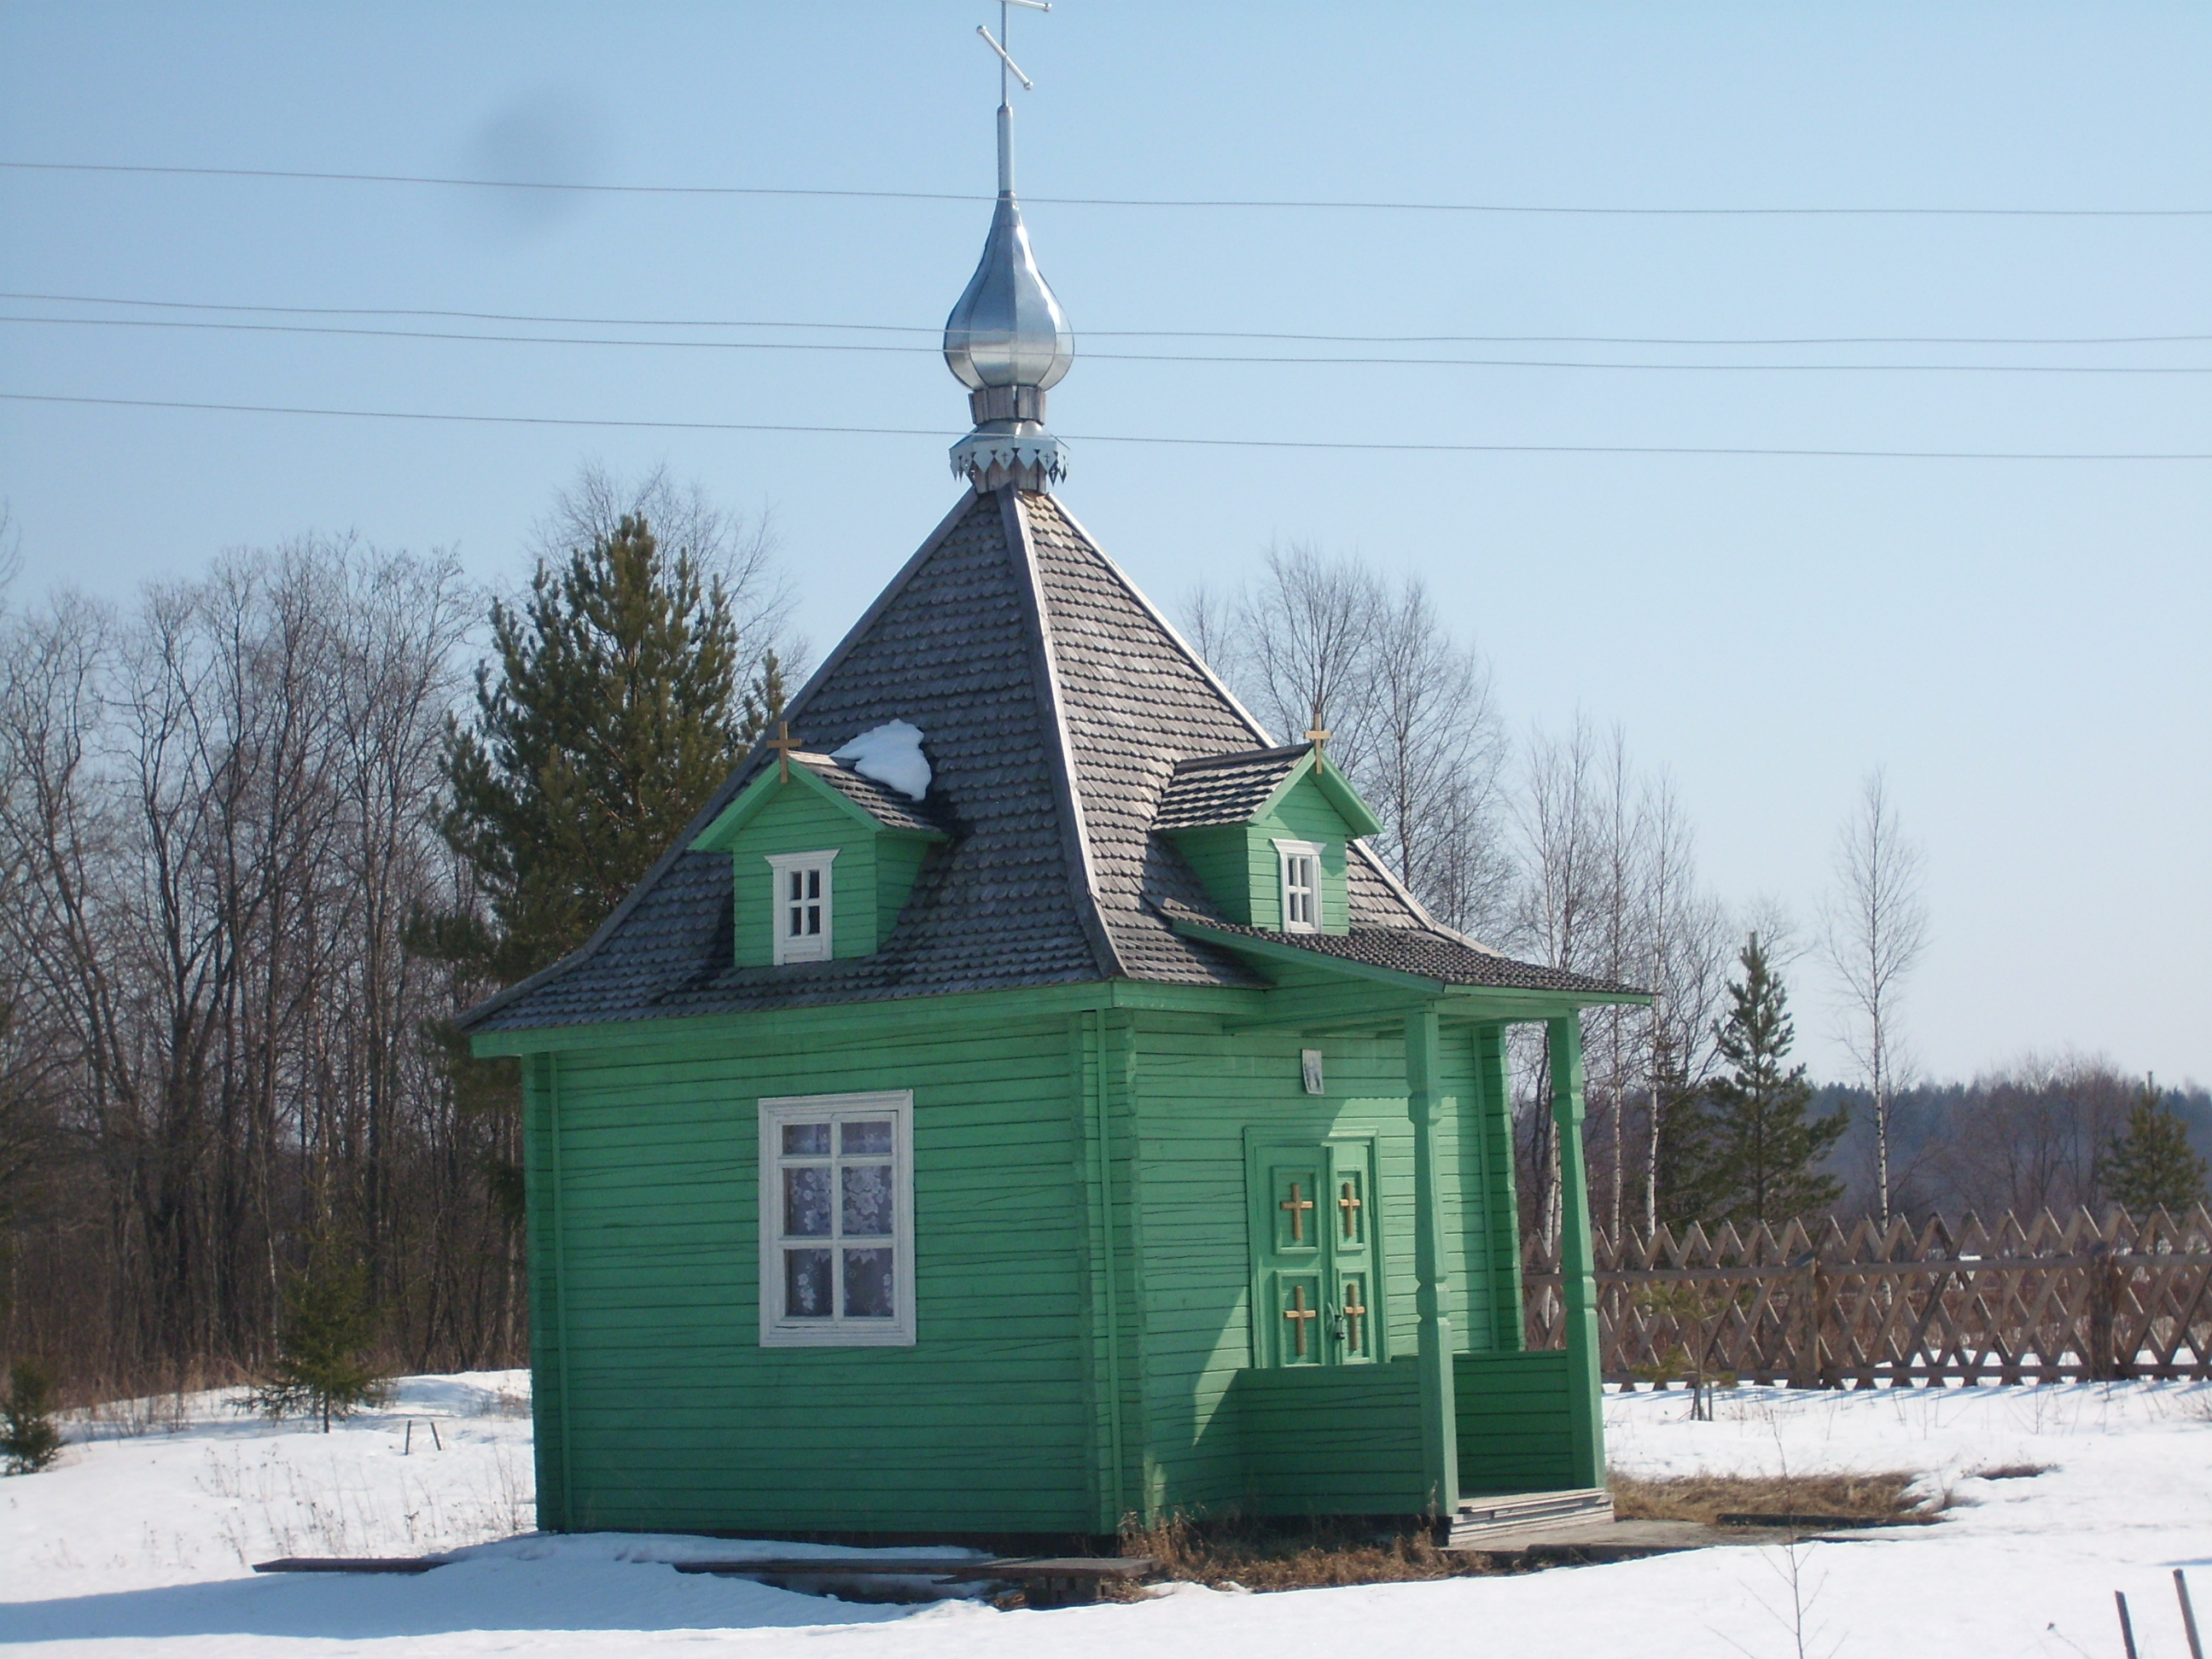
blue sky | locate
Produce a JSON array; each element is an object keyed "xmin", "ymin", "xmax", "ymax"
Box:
[{"xmin": 3, "ymin": 3, "xmax": 2207, "ymax": 1085}]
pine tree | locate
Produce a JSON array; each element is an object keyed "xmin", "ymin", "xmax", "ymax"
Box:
[
  {"xmin": 410, "ymin": 509, "xmax": 760, "ymax": 1232},
  {"xmin": 736, "ymin": 647, "xmax": 794, "ymax": 748},
  {"xmin": 2, "ymin": 1359, "xmax": 62, "ymax": 1474},
  {"xmin": 1652, "ymin": 1039, "xmax": 1730, "ymax": 1231},
  {"xmin": 2098, "ymin": 1079, "xmax": 2210, "ymax": 1214},
  {"xmin": 1698, "ymin": 934, "xmax": 1846, "ymax": 1225},
  {"xmin": 253, "ymin": 1254, "xmax": 389, "ymax": 1432},
  {"xmin": 437, "ymin": 513, "xmax": 748, "ymax": 985}
]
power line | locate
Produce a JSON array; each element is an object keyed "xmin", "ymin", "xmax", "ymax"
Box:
[
  {"xmin": 7, "ymin": 391, "xmax": 2206, "ymax": 461},
  {"xmin": 9, "ymin": 291, "xmax": 2209, "ymax": 348},
  {"xmin": 9, "ymin": 312, "xmax": 2210, "ymax": 375},
  {"xmin": 5, "ymin": 158, "xmax": 2209, "ymax": 218}
]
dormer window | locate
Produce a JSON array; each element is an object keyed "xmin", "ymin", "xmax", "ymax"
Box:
[
  {"xmin": 768, "ymin": 850, "xmax": 838, "ymax": 963},
  {"xmin": 1276, "ymin": 840, "xmax": 1324, "ymax": 933}
]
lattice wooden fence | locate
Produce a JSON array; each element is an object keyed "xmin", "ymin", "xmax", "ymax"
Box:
[{"xmin": 1520, "ymin": 1206, "xmax": 2212, "ymax": 1387}]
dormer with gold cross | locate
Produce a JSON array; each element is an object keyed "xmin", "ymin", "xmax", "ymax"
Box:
[
  {"xmin": 1151, "ymin": 741, "xmax": 1383, "ymax": 936},
  {"xmin": 691, "ymin": 723, "xmax": 949, "ymax": 967}
]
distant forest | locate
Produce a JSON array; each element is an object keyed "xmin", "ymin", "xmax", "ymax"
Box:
[
  {"xmin": 0, "ymin": 474, "xmax": 2202, "ymax": 1399},
  {"xmin": 1810, "ymin": 1069, "xmax": 2212, "ymax": 1226}
]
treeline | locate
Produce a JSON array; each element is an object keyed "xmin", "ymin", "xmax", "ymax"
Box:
[
  {"xmin": 0, "ymin": 538, "xmax": 500, "ymax": 1390},
  {"xmin": 0, "ymin": 470, "xmax": 792, "ymax": 1396},
  {"xmin": 1815, "ymin": 1059, "xmax": 2212, "ymax": 1223}
]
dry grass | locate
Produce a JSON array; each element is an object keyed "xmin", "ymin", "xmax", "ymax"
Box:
[
  {"xmin": 1610, "ymin": 1470, "xmax": 1936, "ymax": 1525},
  {"xmin": 65, "ymin": 1359, "xmax": 257, "ymax": 1439},
  {"xmin": 1114, "ymin": 1512, "xmax": 1499, "ymax": 1595}
]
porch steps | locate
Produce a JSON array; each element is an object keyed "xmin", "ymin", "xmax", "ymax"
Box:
[{"xmin": 1445, "ymin": 1487, "xmax": 1614, "ymax": 1546}]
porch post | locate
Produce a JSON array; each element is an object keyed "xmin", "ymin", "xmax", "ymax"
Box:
[
  {"xmin": 1547, "ymin": 1014, "xmax": 1605, "ymax": 1490},
  {"xmin": 1406, "ymin": 1003, "xmax": 1460, "ymax": 1517}
]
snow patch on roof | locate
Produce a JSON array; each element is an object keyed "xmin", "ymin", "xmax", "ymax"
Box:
[{"xmin": 832, "ymin": 720, "xmax": 931, "ymax": 801}]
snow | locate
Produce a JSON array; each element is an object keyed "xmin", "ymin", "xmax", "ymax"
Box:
[
  {"xmin": 831, "ymin": 721, "xmax": 930, "ymax": 801},
  {"xmin": 4, "ymin": 1371, "xmax": 2208, "ymax": 1658}
]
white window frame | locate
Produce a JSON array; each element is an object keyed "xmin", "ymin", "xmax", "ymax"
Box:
[
  {"xmin": 1275, "ymin": 839, "xmax": 1324, "ymax": 934},
  {"xmin": 758, "ymin": 1090, "xmax": 915, "ymax": 1348},
  {"xmin": 766, "ymin": 849, "xmax": 838, "ymax": 963}
]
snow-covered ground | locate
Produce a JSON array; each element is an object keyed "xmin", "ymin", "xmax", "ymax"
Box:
[{"xmin": 3, "ymin": 1371, "xmax": 2208, "ymax": 1657}]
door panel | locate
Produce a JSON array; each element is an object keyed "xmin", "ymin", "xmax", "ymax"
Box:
[{"xmin": 1247, "ymin": 1134, "xmax": 1386, "ymax": 1369}]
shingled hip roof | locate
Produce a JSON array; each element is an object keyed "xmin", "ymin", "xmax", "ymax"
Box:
[
  {"xmin": 1152, "ymin": 746, "xmax": 1310, "ymax": 831},
  {"xmin": 788, "ymin": 752, "xmax": 944, "ymax": 835},
  {"xmin": 462, "ymin": 488, "xmax": 1516, "ymax": 1033}
]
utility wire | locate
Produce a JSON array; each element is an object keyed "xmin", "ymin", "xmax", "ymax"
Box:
[
  {"xmin": 4, "ymin": 159, "xmax": 2209, "ymax": 218},
  {"xmin": 8, "ymin": 291, "xmax": 2209, "ymax": 348},
  {"xmin": 8, "ymin": 312, "xmax": 2210, "ymax": 374},
  {"xmin": 7, "ymin": 391, "xmax": 2206, "ymax": 461}
]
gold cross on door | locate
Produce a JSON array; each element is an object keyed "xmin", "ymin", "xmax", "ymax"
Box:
[
  {"xmin": 1278, "ymin": 1182, "xmax": 1314, "ymax": 1244},
  {"xmin": 1282, "ymin": 1284, "xmax": 1319, "ymax": 1358}
]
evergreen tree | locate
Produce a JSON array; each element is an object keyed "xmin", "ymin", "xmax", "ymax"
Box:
[
  {"xmin": 411, "ymin": 508, "xmax": 763, "ymax": 1231},
  {"xmin": 2, "ymin": 1359, "xmax": 61, "ymax": 1474},
  {"xmin": 438, "ymin": 513, "xmax": 748, "ymax": 985},
  {"xmin": 2098, "ymin": 1079, "xmax": 2210, "ymax": 1214},
  {"xmin": 1651, "ymin": 1036, "xmax": 1730, "ymax": 1231},
  {"xmin": 252, "ymin": 1254, "xmax": 389, "ymax": 1432},
  {"xmin": 1698, "ymin": 934, "xmax": 1847, "ymax": 1225},
  {"xmin": 736, "ymin": 647, "xmax": 795, "ymax": 749}
]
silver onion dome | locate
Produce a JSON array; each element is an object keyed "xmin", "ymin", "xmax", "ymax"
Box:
[{"xmin": 944, "ymin": 103, "xmax": 1072, "ymax": 492}]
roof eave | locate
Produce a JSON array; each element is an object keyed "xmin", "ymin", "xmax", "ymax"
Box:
[
  {"xmin": 1163, "ymin": 915, "xmax": 1443, "ymax": 993},
  {"xmin": 1163, "ymin": 915, "xmax": 1656, "ymax": 1011}
]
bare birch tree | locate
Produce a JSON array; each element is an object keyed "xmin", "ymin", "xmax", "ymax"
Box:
[
  {"xmin": 1509, "ymin": 714, "xmax": 1603, "ymax": 1250},
  {"xmin": 1184, "ymin": 543, "xmax": 1511, "ymax": 939},
  {"xmin": 1823, "ymin": 769, "xmax": 1930, "ymax": 1226},
  {"xmin": 1633, "ymin": 774, "xmax": 1733, "ymax": 1233},
  {"xmin": 0, "ymin": 540, "xmax": 513, "ymax": 1388}
]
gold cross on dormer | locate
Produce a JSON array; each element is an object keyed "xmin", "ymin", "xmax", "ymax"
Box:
[
  {"xmin": 1305, "ymin": 700, "xmax": 1331, "ymax": 773},
  {"xmin": 1339, "ymin": 1279, "xmax": 1367, "ymax": 1352},
  {"xmin": 1284, "ymin": 1284, "xmax": 1318, "ymax": 1358},
  {"xmin": 1338, "ymin": 1179, "xmax": 1362, "ymax": 1240},
  {"xmin": 768, "ymin": 719, "xmax": 800, "ymax": 782},
  {"xmin": 1279, "ymin": 1182, "xmax": 1314, "ymax": 1243}
]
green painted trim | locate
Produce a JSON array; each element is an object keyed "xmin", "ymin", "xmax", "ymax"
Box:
[
  {"xmin": 547, "ymin": 1053, "xmax": 575, "ymax": 1529},
  {"xmin": 1404, "ymin": 1004, "xmax": 1459, "ymax": 1515},
  {"xmin": 1252, "ymin": 749, "xmax": 1385, "ymax": 840},
  {"xmin": 1473, "ymin": 1024, "xmax": 1526, "ymax": 1353},
  {"xmin": 1301, "ymin": 757, "xmax": 1387, "ymax": 840},
  {"xmin": 1547, "ymin": 1015, "xmax": 1604, "ymax": 1489},
  {"xmin": 1089, "ymin": 1008, "xmax": 1127, "ymax": 1528},
  {"xmin": 469, "ymin": 978, "xmax": 1265, "ymax": 1058},
  {"xmin": 1105, "ymin": 1011, "xmax": 1161, "ymax": 1522},
  {"xmin": 691, "ymin": 761, "xmax": 946, "ymax": 852},
  {"xmin": 1442, "ymin": 984, "xmax": 1651, "ymax": 1014}
]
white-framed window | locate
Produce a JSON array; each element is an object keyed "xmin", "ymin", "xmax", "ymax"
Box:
[
  {"xmin": 1276, "ymin": 839, "xmax": 1324, "ymax": 933},
  {"xmin": 766, "ymin": 849, "xmax": 837, "ymax": 963},
  {"xmin": 758, "ymin": 1091, "xmax": 915, "ymax": 1348}
]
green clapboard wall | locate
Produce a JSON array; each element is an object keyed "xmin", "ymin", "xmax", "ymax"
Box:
[{"xmin": 519, "ymin": 985, "xmax": 1549, "ymax": 1539}]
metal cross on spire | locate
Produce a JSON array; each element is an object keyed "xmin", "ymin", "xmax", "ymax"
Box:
[{"xmin": 976, "ymin": 0, "xmax": 1050, "ymax": 195}]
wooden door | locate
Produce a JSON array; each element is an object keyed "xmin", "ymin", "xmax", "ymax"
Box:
[{"xmin": 1247, "ymin": 1136, "xmax": 1383, "ymax": 1368}]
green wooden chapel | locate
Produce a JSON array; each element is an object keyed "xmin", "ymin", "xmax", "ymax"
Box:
[{"xmin": 459, "ymin": 54, "xmax": 1643, "ymax": 1548}]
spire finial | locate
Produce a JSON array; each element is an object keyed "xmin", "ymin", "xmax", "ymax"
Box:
[{"xmin": 943, "ymin": 1, "xmax": 1073, "ymax": 495}]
